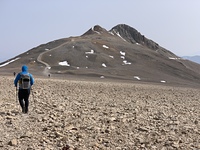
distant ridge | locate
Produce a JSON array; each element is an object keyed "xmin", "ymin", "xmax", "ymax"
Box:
[{"xmin": 182, "ymin": 55, "xmax": 200, "ymax": 64}]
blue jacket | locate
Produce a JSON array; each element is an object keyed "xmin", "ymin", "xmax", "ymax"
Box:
[{"xmin": 14, "ymin": 65, "xmax": 34, "ymax": 89}]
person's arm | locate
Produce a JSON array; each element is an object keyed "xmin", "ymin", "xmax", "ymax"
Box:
[
  {"xmin": 14, "ymin": 73, "xmax": 21, "ymax": 87},
  {"xmin": 30, "ymin": 74, "xmax": 34, "ymax": 86}
]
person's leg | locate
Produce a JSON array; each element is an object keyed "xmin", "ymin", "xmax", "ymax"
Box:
[
  {"xmin": 18, "ymin": 90, "xmax": 25, "ymax": 113},
  {"xmin": 24, "ymin": 89, "xmax": 30, "ymax": 113}
]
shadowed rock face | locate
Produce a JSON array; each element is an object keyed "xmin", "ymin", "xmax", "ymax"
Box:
[
  {"xmin": 1, "ymin": 24, "xmax": 200, "ymax": 87},
  {"xmin": 110, "ymin": 24, "xmax": 159, "ymax": 50}
]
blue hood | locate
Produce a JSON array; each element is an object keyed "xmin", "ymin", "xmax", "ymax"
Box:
[{"xmin": 22, "ymin": 65, "xmax": 28, "ymax": 72}]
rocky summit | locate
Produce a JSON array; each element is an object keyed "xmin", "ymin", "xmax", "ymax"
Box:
[{"xmin": 1, "ymin": 24, "xmax": 200, "ymax": 87}]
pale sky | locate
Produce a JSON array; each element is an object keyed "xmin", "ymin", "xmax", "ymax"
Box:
[{"xmin": 1, "ymin": 0, "xmax": 200, "ymax": 62}]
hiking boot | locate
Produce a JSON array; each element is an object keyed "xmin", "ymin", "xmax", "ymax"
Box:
[
  {"xmin": 22, "ymin": 107, "xmax": 25, "ymax": 113},
  {"xmin": 25, "ymin": 107, "xmax": 28, "ymax": 114}
]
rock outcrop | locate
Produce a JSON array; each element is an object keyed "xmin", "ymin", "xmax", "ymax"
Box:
[{"xmin": 110, "ymin": 24, "xmax": 159, "ymax": 50}]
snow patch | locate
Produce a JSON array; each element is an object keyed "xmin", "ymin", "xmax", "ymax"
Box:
[
  {"xmin": 109, "ymin": 55, "xmax": 114, "ymax": 59},
  {"xmin": 103, "ymin": 45, "xmax": 109, "ymax": 49},
  {"xmin": 120, "ymin": 51, "xmax": 125, "ymax": 56},
  {"xmin": 121, "ymin": 56, "xmax": 125, "ymax": 59},
  {"xmin": 134, "ymin": 76, "xmax": 141, "ymax": 80},
  {"xmin": 169, "ymin": 57, "xmax": 181, "ymax": 60},
  {"xmin": 109, "ymin": 31, "xmax": 114, "ymax": 35},
  {"xmin": 113, "ymin": 30, "xmax": 126, "ymax": 41},
  {"xmin": 102, "ymin": 63, "xmax": 107, "ymax": 67},
  {"xmin": 123, "ymin": 60, "xmax": 131, "ymax": 65},
  {"xmin": 58, "ymin": 61, "xmax": 70, "ymax": 66},
  {"xmin": 0, "ymin": 57, "xmax": 20, "ymax": 67},
  {"xmin": 85, "ymin": 50, "xmax": 94, "ymax": 54}
]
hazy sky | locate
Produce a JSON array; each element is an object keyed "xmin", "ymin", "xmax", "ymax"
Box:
[{"xmin": 1, "ymin": 0, "xmax": 200, "ymax": 62}]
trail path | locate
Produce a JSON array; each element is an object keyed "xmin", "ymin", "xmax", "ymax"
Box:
[{"xmin": 37, "ymin": 41, "xmax": 71, "ymax": 75}]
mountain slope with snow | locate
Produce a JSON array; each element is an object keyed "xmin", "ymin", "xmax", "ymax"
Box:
[{"xmin": 1, "ymin": 24, "xmax": 200, "ymax": 87}]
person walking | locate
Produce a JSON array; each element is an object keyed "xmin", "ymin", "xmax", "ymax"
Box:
[{"xmin": 14, "ymin": 65, "xmax": 34, "ymax": 113}]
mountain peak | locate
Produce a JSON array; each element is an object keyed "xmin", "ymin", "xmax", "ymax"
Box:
[
  {"xmin": 92, "ymin": 25, "xmax": 107, "ymax": 32},
  {"xmin": 110, "ymin": 24, "xmax": 159, "ymax": 50},
  {"xmin": 82, "ymin": 25, "xmax": 108, "ymax": 36}
]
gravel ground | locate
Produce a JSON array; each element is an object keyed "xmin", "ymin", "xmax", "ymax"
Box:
[{"xmin": 0, "ymin": 76, "xmax": 200, "ymax": 150}]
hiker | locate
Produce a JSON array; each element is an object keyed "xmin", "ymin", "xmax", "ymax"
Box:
[
  {"xmin": 14, "ymin": 65, "xmax": 34, "ymax": 113},
  {"xmin": 13, "ymin": 72, "xmax": 16, "ymax": 77}
]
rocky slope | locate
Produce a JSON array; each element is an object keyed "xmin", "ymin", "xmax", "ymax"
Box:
[{"xmin": 0, "ymin": 76, "xmax": 200, "ymax": 149}]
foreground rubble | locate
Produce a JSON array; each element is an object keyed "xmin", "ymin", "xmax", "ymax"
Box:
[{"xmin": 0, "ymin": 76, "xmax": 200, "ymax": 149}]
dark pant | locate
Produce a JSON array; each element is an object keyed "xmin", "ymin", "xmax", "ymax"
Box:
[{"xmin": 18, "ymin": 89, "xmax": 30, "ymax": 113}]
